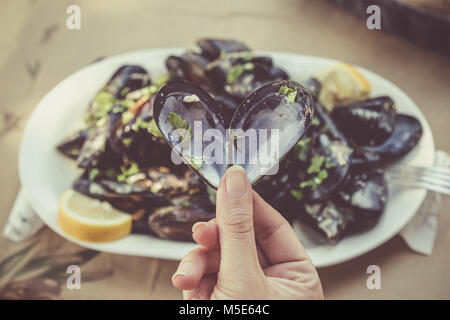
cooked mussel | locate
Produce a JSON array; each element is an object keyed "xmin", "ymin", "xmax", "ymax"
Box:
[
  {"xmin": 77, "ymin": 110, "xmax": 123, "ymax": 168},
  {"xmin": 298, "ymin": 133, "xmax": 352, "ymax": 201},
  {"xmin": 298, "ymin": 201, "xmax": 349, "ymax": 244},
  {"xmin": 153, "ymin": 79, "xmax": 313, "ymax": 188},
  {"xmin": 148, "ymin": 195, "xmax": 215, "ymax": 241},
  {"xmin": 331, "ymin": 96, "xmax": 397, "ymax": 147},
  {"xmin": 206, "ymin": 54, "xmax": 289, "ymax": 102},
  {"xmin": 56, "ymin": 129, "xmax": 90, "ymax": 160},
  {"xmin": 196, "ymin": 38, "xmax": 250, "ymax": 61},
  {"xmin": 105, "ymin": 65, "xmax": 151, "ymax": 99},
  {"xmin": 73, "ymin": 173, "xmax": 168, "ymax": 214},
  {"xmin": 360, "ymin": 114, "xmax": 422, "ymax": 162},
  {"xmin": 110, "ymin": 96, "xmax": 173, "ymax": 168},
  {"xmin": 336, "ymin": 169, "xmax": 387, "ymax": 229},
  {"xmin": 165, "ymin": 52, "xmax": 212, "ymax": 90}
]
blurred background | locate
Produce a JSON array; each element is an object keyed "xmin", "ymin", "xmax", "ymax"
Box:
[{"xmin": 0, "ymin": 0, "xmax": 449, "ymax": 299}]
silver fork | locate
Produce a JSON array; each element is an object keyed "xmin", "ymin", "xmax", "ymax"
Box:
[{"xmin": 385, "ymin": 165, "xmax": 450, "ymax": 195}]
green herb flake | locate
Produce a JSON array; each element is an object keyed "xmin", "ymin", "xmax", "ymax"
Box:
[
  {"xmin": 122, "ymin": 111, "xmax": 135, "ymax": 124},
  {"xmin": 226, "ymin": 62, "xmax": 254, "ymax": 84},
  {"xmin": 122, "ymin": 138, "xmax": 133, "ymax": 148},
  {"xmin": 188, "ymin": 155, "xmax": 207, "ymax": 170},
  {"xmin": 307, "ymin": 155, "xmax": 325, "ymax": 174},
  {"xmin": 290, "ymin": 189, "xmax": 304, "ymax": 201},
  {"xmin": 117, "ymin": 162, "xmax": 140, "ymax": 183},
  {"xmin": 88, "ymin": 168, "xmax": 100, "ymax": 181},
  {"xmin": 311, "ymin": 117, "xmax": 320, "ymax": 126},
  {"xmin": 148, "ymin": 119, "xmax": 162, "ymax": 137},
  {"xmin": 120, "ymin": 87, "xmax": 130, "ymax": 97},
  {"xmin": 168, "ymin": 112, "xmax": 191, "ymax": 141},
  {"xmin": 183, "ymin": 200, "xmax": 193, "ymax": 207},
  {"xmin": 278, "ymin": 85, "xmax": 297, "ymax": 103}
]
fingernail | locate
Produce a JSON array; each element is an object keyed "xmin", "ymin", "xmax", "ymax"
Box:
[
  {"xmin": 173, "ymin": 262, "xmax": 192, "ymax": 278},
  {"xmin": 225, "ymin": 165, "xmax": 248, "ymax": 198},
  {"xmin": 192, "ymin": 221, "xmax": 207, "ymax": 233}
]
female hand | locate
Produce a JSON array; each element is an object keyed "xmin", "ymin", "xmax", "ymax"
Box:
[{"xmin": 172, "ymin": 165, "xmax": 324, "ymax": 300}]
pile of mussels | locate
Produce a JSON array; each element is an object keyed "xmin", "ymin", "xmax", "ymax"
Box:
[{"xmin": 57, "ymin": 39, "xmax": 423, "ymax": 244}]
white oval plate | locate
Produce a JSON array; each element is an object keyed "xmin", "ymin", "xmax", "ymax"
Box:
[{"xmin": 19, "ymin": 49, "xmax": 434, "ymax": 267}]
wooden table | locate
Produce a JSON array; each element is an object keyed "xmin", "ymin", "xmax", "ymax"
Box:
[{"xmin": 0, "ymin": 0, "xmax": 449, "ymax": 299}]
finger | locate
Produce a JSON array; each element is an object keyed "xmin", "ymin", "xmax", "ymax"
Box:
[
  {"xmin": 192, "ymin": 218, "xmax": 218, "ymax": 249},
  {"xmin": 183, "ymin": 274, "xmax": 217, "ymax": 300},
  {"xmin": 172, "ymin": 248, "xmax": 220, "ymax": 291},
  {"xmin": 252, "ymin": 191, "xmax": 311, "ymax": 265},
  {"xmin": 193, "ymin": 218, "xmax": 271, "ymax": 268},
  {"xmin": 216, "ymin": 166, "xmax": 262, "ymax": 276}
]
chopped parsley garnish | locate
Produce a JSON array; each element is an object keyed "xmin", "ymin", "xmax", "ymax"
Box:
[
  {"xmin": 148, "ymin": 119, "xmax": 163, "ymax": 137},
  {"xmin": 187, "ymin": 155, "xmax": 207, "ymax": 170},
  {"xmin": 121, "ymin": 111, "xmax": 135, "ymax": 124},
  {"xmin": 311, "ymin": 117, "xmax": 320, "ymax": 126},
  {"xmin": 278, "ymin": 85, "xmax": 297, "ymax": 103},
  {"xmin": 307, "ymin": 155, "xmax": 325, "ymax": 174},
  {"xmin": 88, "ymin": 168, "xmax": 100, "ymax": 181},
  {"xmin": 168, "ymin": 112, "xmax": 191, "ymax": 141},
  {"xmin": 122, "ymin": 138, "xmax": 133, "ymax": 148},
  {"xmin": 226, "ymin": 62, "xmax": 254, "ymax": 84},
  {"xmin": 295, "ymin": 137, "xmax": 311, "ymax": 161},
  {"xmin": 290, "ymin": 189, "xmax": 304, "ymax": 201},
  {"xmin": 117, "ymin": 162, "xmax": 140, "ymax": 183},
  {"xmin": 299, "ymin": 154, "xmax": 335, "ymax": 190}
]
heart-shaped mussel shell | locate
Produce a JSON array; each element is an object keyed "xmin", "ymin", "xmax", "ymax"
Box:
[{"xmin": 153, "ymin": 79, "xmax": 313, "ymax": 189}]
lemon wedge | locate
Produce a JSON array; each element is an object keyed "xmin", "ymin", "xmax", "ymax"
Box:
[
  {"xmin": 317, "ymin": 62, "xmax": 371, "ymax": 110},
  {"xmin": 58, "ymin": 190, "xmax": 132, "ymax": 242}
]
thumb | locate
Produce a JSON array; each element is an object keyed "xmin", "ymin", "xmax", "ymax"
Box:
[{"xmin": 216, "ymin": 165, "xmax": 261, "ymax": 276}]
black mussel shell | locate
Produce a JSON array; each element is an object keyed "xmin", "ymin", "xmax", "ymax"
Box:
[
  {"xmin": 148, "ymin": 195, "xmax": 215, "ymax": 241},
  {"xmin": 153, "ymin": 79, "xmax": 227, "ymax": 188},
  {"xmin": 76, "ymin": 110, "xmax": 122, "ymax": 169},
  {"xmin": 110, "ymin": 97, "xmax": 173, "ymax": 168},
  {"xmin": 350, "ymin": 149, "xmax": 381, "ymax": 172},
  {"xmin": 57, "ymin": 129, "xmax": 90, "ymax": 160},
  {"xmin": 361, "ymin": 114, "xmax": 422, "ymax": 162},
  {"xmin": 106, "ymin": 65, "xmax": 151, "ymax": 99},
  {"xmin": 331, "ymin": 96, "xmax": 397, "ymax": 147},
  {"xmin": 165, "ymin": 52, "xmax": 212, "ymax": 90},
  {"xmin": 305, "ymin": 133, "xmax": 352, "ymax": 201},
  {"xmin": 73, "ymin": 174, "xmax": 168, "ymax": 214},
  {"xmin": 298, "ymin": 201, "xmax": 349, "ymax": 244},
  {"xmin": 211, "ymin": 93, "xmax": 239, "ymax": 127},
  {"xmin": 196, "ymin": 38, "xmax": 250, "ymax": 61},
  {"xmin": 336, "ymin": 169, "xmax": 387, "ymax": 229},
  {"xmin": 230, "ymin": 80, "xmax": 313, "ymax": 186}
]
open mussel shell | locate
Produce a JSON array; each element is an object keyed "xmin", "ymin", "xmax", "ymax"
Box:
[
  {"xmin": 336, "ymin": 169, "xmax": 387, "ymax": 229},
  {"xmin": 361, "ymin": 114, "xmax": 423, "ymax": 162},
  {"xmin": 331, "ymin": 96, "xmax": 397, "ymax": 147},
  {"xmin": 153, "ymin": 79, "xmax": 227, "ymax": 188},
  {"xmin": 230, "ymin": 80, "xmax": 314, "ymax": 186},
  {"xmin": 153, "ymin": 80, "xmax": 313, "ymax": 189}
]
